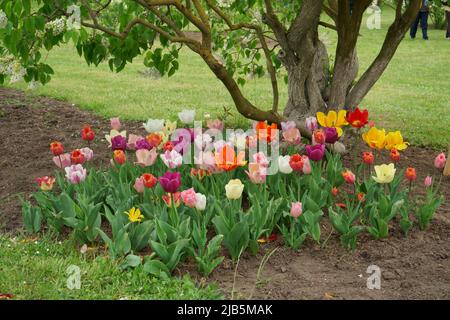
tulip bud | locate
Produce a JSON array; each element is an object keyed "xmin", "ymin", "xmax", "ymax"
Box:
[
  {"xmin": 342, "ymin": 170, "xmax": 356, "ymax": 184},
  {"xmin": 113, "ymin": 150, "xmax": 126, "ymax": 165},
  {"xmin": 405, "ymin": 167, "xmax": 417, "ymax": 182},
  {"xmin": 424, "ymin": 176, "xmax": 433, "ymax": 187},
  {"xmin": 290, "ymin": 202, "xmax": 302, "ymax": 218}
]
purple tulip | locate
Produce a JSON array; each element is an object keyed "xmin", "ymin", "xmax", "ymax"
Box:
[
  {"xmin": 306, "ymin": 144, "xmax": 325, "ymax": 162},
  {"xmin": 324, "ymin": 127, "xmax": 339, "ymax": 144},
  {"xmin": 159, "ymin": 172, "xmax": 181, "ymax": 194},
  {"xmin": 111, "ymin": 135, "xmax": 127, "ymax": 151},
  {"xmin": 135, "ymin": 138, "xmax": 152, "ymax": 151}
]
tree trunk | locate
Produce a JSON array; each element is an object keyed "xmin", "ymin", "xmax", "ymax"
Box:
[{"xmin": 282, "ymin": 39, "xmax": 330, "ymax": 123}]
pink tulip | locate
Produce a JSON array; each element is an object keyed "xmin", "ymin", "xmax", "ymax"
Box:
[
  {"xmin": 305, "ymin": 117, "xmax": 318, "ymax": 132},
  {"xmin": 135, "ymin": 149, "xmax": 157, "ymax": 167},
  {"xmin": 253, "ymin": 152, "xmax": 269, "ymax": 168},
  {"xmin": 80, "ymin": 147, "xmax": 94, "ymax": 162},
  {"xmin": 302, "ymin": 156, "xmax": 312, "ymax": 174},
  {"xmin": 181, "ymin": 188, "xmax": 197, "ymax": 208},
  {"xmin": 281, "ymin": 121, "xmax": 296, "ymax": 132},
  {"xmin": 134, "ymin": 177, "xmax": 145, "ymax": 193},
  {"xmin": 127, "ymin": 134, "xmax": 143, "ymax": 151},
  {"xmin": 207, "ymin": 119, "xmax": 224, "ymax": 131},
  {"xmin": 282, "ymin": 127, "xmax": 301, "ymax": 145},
  {"xmin": 53, "ymin": 153, "xmax": 71, "ymax": 168},
  {"xmin": 110, "ymin": 117, "xmax": 121, "ymax": 131},
  {"xmin": 160, "ymin": 150, "xmax": 183, "ymax": 169},
  {"xmin": 290, "ymin": 202, "xmax": 302, "ymax": 218},
  {"xmin": 434, "ymin": 153, "xmax": 446, "ymax": 170},
  {"xmin": 245, "ymin": 163, "xmax": 267, "ymax": 184},
  {"xmin": 65, "ymin": 164, "xmax": 87, "ymax": 184},
  {"xmin": 424, "ymin": 176, "xmax": 433, "ymax": 187}
]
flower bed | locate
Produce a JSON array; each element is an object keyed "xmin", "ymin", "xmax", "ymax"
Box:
[{"xmin": 22, "ymin": 108, "xmax": 446, "ymax": 277}]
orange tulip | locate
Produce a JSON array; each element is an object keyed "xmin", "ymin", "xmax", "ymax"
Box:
[
  {"xmin": 255, "ymin": 121, "xmax": 278, "ymax": 143},
  {"xmin": 214, "ymin": 145, "xmax": 246, "ymax": 172},
  {"xmin": 50, "ymin": 141, "xmax": 64, "ymax": 156}
]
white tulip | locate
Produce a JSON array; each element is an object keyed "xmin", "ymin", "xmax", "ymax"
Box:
[
  {"xmin": 178, "ymin": 109, "xmax": 196, "ymax": 124},
  {"xmin": 278, "ymin": 155, "xmax": 293, "ymax": 174},
  {"xmin": 195, "ymin": 193, "xmax": 207, "ymax": 211},
  {"xmin": 143, "ymin": 119, "xmax": 165, "ymax": 133}
]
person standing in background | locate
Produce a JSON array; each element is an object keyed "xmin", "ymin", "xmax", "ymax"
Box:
[
  {"xmin": 442, "ymin": 0, "xmax": 450, "ymax": 39},
  {"xmin": 410, "ymin": 0, "xmax": 430, "ymax": 40}
]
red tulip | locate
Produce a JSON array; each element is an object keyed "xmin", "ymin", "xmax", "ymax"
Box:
[
  {"xmin": 390, "ymin": 149, "xmax": 401, "ymax": 162},
  {"xmin": 405, "ymin": 167, "xmax": 417, "ymax": 182},
  {"xmin": 362, "ymin": 151, "xmax": 374, "ymax": 165},
  {"xmin": 50, "ymin": 141, "xmax": 64, "ymax": 156},
  {"xmin": 81, "ymin": 125, "xmax": 95, "ymax": 141},
  {"xmin": 142, "ymin": 173, "xmax": 157, "ymax": 188},
  {"xmin": 70, "ymin": 149, "xmax": 85, "ymax": 164},
  {"xmin": 342, "ymin": 170, "xmax": 356, "ymax": 184},
  {"xmin": 346, "ymin": 107, "xmax": 369, "ymax": 128},
  {"xmin": 289, "ymin": 154, "xmax": 304, "ymax": 172}
]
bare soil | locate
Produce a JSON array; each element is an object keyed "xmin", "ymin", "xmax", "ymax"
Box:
[{"xmin": 0, "ymin": 87, "xmax": 449, "ymax": 299}]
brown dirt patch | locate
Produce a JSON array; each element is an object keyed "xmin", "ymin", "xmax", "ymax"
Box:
[{"xmin": 0, "ymin": 87, "xmax": 449, "ymax": 299}]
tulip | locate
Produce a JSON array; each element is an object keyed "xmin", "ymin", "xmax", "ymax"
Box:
[
  {"xmin": 316, "ymin": 110, "xmax": 348, "ymax": 136},
  {"xmin": 289, "ymin": 154, "xmax": 304, "ymax": 172},
  {"xmin": 80, "ymin": 147, "xmax": 94, "ymax": 162},
  {"xmin": 214, "ymin": 145, "xmax": 247, "ymax": 172},
  {"xmin": 434, "ymin": 153, "xmax": 446, "ymax": 169},
  {"xmin": 163, "ymin": 120, "xmax": 177, "ymax": 135},
  {"xmin": 160, "ymin": 150, "xmax": 183, "ymax": 169},
  {"xmin": 306, "ymin": 144, "xmax": 325, "ymax": 162},
  {"xmin": 162, "ymin": 141, "xmax": 174, "ymax": 152},
  {"xmin": 253, "ymin": 152, "xmax": 269, "ymax": 168},
  {"xmin": 278, "ymin": 155, "xmax": 293, "ymax": 174},
  {"xmin": 105, "ymin": 130, "xmax": 127, "ymax": 148},
  {"xmin": 302, "ymin": 156, "xmax": 312, "ymax": 174},
  {"xmin": 290, "ymin": 202, "xmax": 302, "ymax": 218},
  {"xmin": 246, "ymin": 163, "xmax": 267, "ymax": 184},
  {"xmin": 178, "ymin": 109, "xmax": 196, "ymax": 124},
  {"xmin": 113, "ymin": 150, "xmax": 126, "ymax": 165},
  {"xmin": 357, "ymin": 193, "xmax": 365, "ymax": 202},
  {"xmin": 53, "ymin": 153, "xmax": 71, "ymax": 168},
  {"xmin": 385, "ymin": 131, "xmax": 408, "ymax": 151},
  {"xmin": 405, "ymin": 167, "xmax": 417, "ymax": 182},
  {"xmin": 181, "ymin": 188, "xmax": 197, "ymax": 208},
  {"xmin": 372, "ymin": 163, "xmax": 396, "ymax": 184},
  {"xmin": 124, "ymin": 134, "xmax": 141, "ymax": 151},
  {"xmin": 70, "ymin": 149, "xmax": 85, "ymax": 165},
  {"xmin": 50, "ymin": 141, "xmax": 64, "ymax": 156},
  {"xmin": 134, "ymin": 137, "xmax": 151, "ymax": 151},
  {"xmin": 246, "ymin": 135, "xmax": 258, "ymax": 149},
  {"xmin": 110, "ymin": 117, "xmax": 121, "ymax": 131},
  {"xmin": 324, "ymin": 127, "xmax": 339, "ymax": 144},
  {"xmin": 283, "ymin": 127, "xmax": 301, "ymax": 145},
  {"xmin": 143, "ymin": 119, "xmax": 165, "ymax": 133},
  {"xmin": 362, "ymin": 151, "xmax": 374, "ymax": 165},
  {"xmin": 111, "ymin": 135, "xmax": 127, "ymax": 151},
  {"xmin": 390, "ymin": 149, "xmax": 401, "ymax": 162},
  {"xmin": 194, "ymin": 133, "xmax": 212, "ymax": 151},
  {"xmin": 141, "ymin": 173, "xmax": 157, "ymax": 188},
  {"xmin": 125, "ymin": 207, "xmax": 143, "ymax": 223},
  {"xmin": 146, "ymin": 133, "xmax": 163, "ymax": 149},
  {"xmin": 162, "ymin": 192, "xmax": 181, "ymax": 207},
  {"xmin": 255, "ymin": 121, "xmax": 278, "ymax": 143},
  {"xmin": 195, "ymin": 151, "xmax": 218, "ymax": 171},
  {"xmin": 65, "ymin": 164, "xmax": 87, "ymax": 184},
  {"xmin": 346, "ymin": 107, "xmax": 369, "ymax": 128},
  {"xmin": 133, "ymin": 177, "xmax": 145, "ymax": 193},
  {"xmin": 331, "ymin": 187, "xmax": 339, "ymax": 197},
  {"xmin": 207, "ymin": 119, "xmax": 224, "ymax": 131},
  {"xmin": 281, "ymin": 121, "xmax": 296, "ymax": 132},
  {"xmin": 305, "ymin": 117, "xmax": 318, "ymax": 132},
  {"xmin": 36, "ymin": 176, "xmax": 55, "ymax": 191},
  {"xmin": 195, "ymin": 193, "xmax": 207, "ymax": 211},
  {"xmin": 81, "ymin": 125, "xmax": 95, "ymax": 142},
  {"xmin": 225, "ymin": 179, "xmax": 244, "ymax": 200},
  {"xmin": 190, "ymin": 168, "xmax": 210, "ymax": 180},
  {"xmin": 424, "ymin": 176, "xmax": 433, "ymax": 187},
  {"xmin": 342, "ymin": 170, "xmax": 356, "ymax": 184},
  {"xmin": 136, "ymin": 149, "xmax": 157, "ymax": 167},
  {"xmin": 159, "ymin": 172, "xmax": 181, "ymax": 194},
  {"xmin": 312, "ymin": 129, "xmax": 326, "ymax": 145},
  {"xmin": 362, "ymin": 127, "xmax": 386, "ymax": 150}
]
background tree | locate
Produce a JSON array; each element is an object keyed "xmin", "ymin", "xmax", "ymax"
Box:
[{"xmin": 0, "ymin": 0, "xmax": 421, "ymax": 134}]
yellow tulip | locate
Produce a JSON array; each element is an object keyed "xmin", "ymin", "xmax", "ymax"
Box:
[
  {"xmin": 163, "ymin": 120, "xmax": 177, "ymax": 136},
  {"xmin": 316, "ymin": 110, "xmax": 348, "ymax": 136},
  {"xmin": 225, "ymin": 179, "xmax": 244, "ymax": 200},
  {"xmin": 362, "ymin": 127, "xmax": 386, "ymax": 150},
  {"xmin": 372, "ymin": 163, "xmax": 396, "ymax": 184},
  {"xmin": 385, "ymin": 131, "xmax": 408, "ymax": 151},
  {"xmin": 125, "ymin": 207, "xmax": 144, "ymax": 223}
]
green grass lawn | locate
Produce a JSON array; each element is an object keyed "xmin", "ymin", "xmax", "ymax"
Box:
[
  {"xmin": 0, "ymin": 232, "xmax": 220, "ymax": 299},
  {"xmin": 6, "ymin": 7, "xmax": 450, "ymax": 148}
]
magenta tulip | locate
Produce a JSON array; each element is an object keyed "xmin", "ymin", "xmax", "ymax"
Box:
[
  {"xmin": 159, "ymin": 172, "xmax": 181, "ymax": 194},
  {"xmin": 306, "ymin": 144, "xmax": 325, "ymax": 162}
]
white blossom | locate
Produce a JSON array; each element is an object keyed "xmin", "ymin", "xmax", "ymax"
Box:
[{"xmin": 0, "ymin": 10, "xmax": 7, "ymax": 29}]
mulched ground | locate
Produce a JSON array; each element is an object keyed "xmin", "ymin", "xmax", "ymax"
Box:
[{"xmin": 0, "ymin": 87, "xmax": 449, "ymax": 299}]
